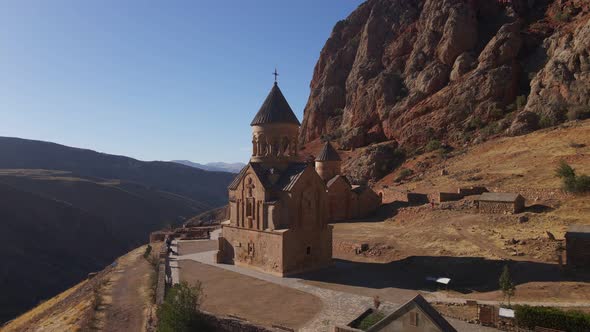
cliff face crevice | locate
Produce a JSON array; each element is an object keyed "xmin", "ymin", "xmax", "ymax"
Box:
[{"xmin": 300, "ymin": 0, "xmax": 590, "ymax": 152}]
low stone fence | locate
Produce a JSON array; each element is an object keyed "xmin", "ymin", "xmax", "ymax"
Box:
[
  {"xmin": 199, "ymin": 310, "xmax": 276, "ymax": 332},
  {"xmin": 155, "ymin": 245, "xmax": 168, "ymax": 305}
]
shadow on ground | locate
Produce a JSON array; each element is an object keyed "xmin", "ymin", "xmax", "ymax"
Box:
[{"xmin": 298, "ymin": 256, "xmax": 590, "ymax": 294}]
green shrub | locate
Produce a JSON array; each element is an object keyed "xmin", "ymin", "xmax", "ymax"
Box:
[
  {"xmin": 425, "ymin": 139, "xmax": 442, "ymax": 152},
  {"xmin": 480, "ymin": 122, "xmax": 501, "ymax": 138},
  {"xmin": 143, "ymin": 244, "xmax": 152, "ymax": 259},
  {"xmin": 157, "ymin": 282, "xmax": 210, "ymax": 332},
  {"xmin": 515, "ymin": 95, "xmax": 527, "ymax": 110},
  {"xmin": 539, "ymin": 115, "xmax": 555, "ymax": 128},
  {"xmin": 357, "ymin": 311, "xmax": 385, "ymax": 331},
  {"xmin": 555, "ymin": 160, "xmax": 576, "ymax": 179},
  {"xmin": 395, "ymin": 168, "xmax": 413, "ymax": 182},
  {"xmin": 467, "ymin": 117, "xmax": 483, "ymax": 130},
  {"xmin": 499, "ymin": 265, "xmax": 516, "ymax": 305},
  {"xmin": 555, "ymin": 10, "xmax": 571, "ymax": 22},
  {"xmin": 515, "ymin": 305, "xmax": 590, "ymax": 331},
  {"xmin": 555, "ymin": 161, "xmax": 590, "ymax": 193}
]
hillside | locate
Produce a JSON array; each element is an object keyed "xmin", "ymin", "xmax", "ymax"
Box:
[
  {"xmin": 0, "ymin": 137, "xmax": 234, "ymax": 324},
  {"xmin": 300, "ymin": 0, "xmax": 590, "ymax": 182}
]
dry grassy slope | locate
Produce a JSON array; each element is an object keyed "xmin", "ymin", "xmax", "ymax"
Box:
[
  {"xmin": 379, "ymin": 119, "xmax": 590, "ymax": 192},
  {"xmin": 333, "ymin": 120, "xmax": 589, "ymax": 265},
  {"xmin": 1, "ymin": 245, "xmax": 154, "ymax": 332}
]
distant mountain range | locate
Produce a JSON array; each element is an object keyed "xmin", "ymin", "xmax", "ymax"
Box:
[
  {"xmin": 172, "ymin": 160, "xmax": 245, "ymax": 173},
  {"xmin": 0, "ymin": 137, "xmax": 234, "ymax": 323}
]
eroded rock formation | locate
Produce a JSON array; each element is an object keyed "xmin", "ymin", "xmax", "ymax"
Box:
[{"xmin": 300, "ymin": 0, "xmax": 590, "ymax": 153}]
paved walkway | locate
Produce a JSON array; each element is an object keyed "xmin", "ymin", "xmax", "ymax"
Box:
[{"xmin": 170, "ymin": 236, "xmax": 498, "ymax": 332}]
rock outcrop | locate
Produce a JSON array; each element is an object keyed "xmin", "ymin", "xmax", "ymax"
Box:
[{"xmin": 300, "ymin": 0, "xmax": 590, "ymax": 152}]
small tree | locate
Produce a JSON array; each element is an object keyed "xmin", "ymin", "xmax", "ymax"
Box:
[
  {"xmin": 157, "ymin": 281, "xmax": 208, "ymax": 332},
  {"xmin": 499, "ymin": 265, "xmax": 516, "ymax": 306},
  {"xmin": 555, "ymin": 160, "xmax": 590, "ymax": 193},
  {"xmin": 555, "ymin": 160, "xmax": 576, "ymax": 179}
]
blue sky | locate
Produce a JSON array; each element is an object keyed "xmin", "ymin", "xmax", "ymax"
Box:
[{"xmin": 0, "ymin": 1, "xmax": 363, "ymax": 163}]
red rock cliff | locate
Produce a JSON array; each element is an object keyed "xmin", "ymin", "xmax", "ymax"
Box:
[{"xmin": 300, "ymin": 0, "xmax": 590, "ymax": 150}]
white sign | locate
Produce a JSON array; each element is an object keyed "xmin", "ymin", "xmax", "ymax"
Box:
[{"xmin": 499, "ymin": 308, "xmax": 515, "ymax": 318}]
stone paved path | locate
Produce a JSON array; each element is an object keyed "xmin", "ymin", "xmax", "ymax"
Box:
[{"xmin": 171, "ymin": 238, "xmax": 499, "ymax": 332}]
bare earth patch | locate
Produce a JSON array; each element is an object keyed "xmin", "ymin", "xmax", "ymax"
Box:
[{"xmin": 179, "ymin": 260, "xmax": 322, "ymax": 330}]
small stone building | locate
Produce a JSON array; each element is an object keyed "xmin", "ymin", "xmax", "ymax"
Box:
[
  {"xmin": 565, "ymin": 225, "xmax": 590, "ymax": 268},
  {"xmin": 316, "ymin": 141, "xmax": 381, "ymax": 221},
  {"xmin": 477, "ymin": 192, "xmax": 525, "ymax": 214},
  {"xmin": 216, "ymin": 82, "xmax": 332, "ymax": 277},
  {"xmin": 333, "ymin": 294, "xmax": 457, "ymax": 332}
]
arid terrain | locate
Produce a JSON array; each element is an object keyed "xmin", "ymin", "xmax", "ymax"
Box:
[{"xmin": 314, "ymin": 120, "xmax": 590, "ymax": 306}]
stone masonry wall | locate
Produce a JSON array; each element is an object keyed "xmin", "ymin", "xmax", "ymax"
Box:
[
  {"xmin": 478, "ymin": 201, "xmax": 516, "ymax": 214},
  {"xmin": 566, "ymin": 237, "xmax": 590, "ymax": 267},
  {"xmin": 221, "ymin": 225, "xmax": 284, "ymax": 275}
]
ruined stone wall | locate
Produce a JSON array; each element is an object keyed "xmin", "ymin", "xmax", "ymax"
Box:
[
  {"xmin": 457, "ymin": 187, "xmax": 488, "ymax": 196},
  {"xmin": 566, "ymin": 236, "xmax": 590, "ymax": 267},
  {"xmin": 438, "ymin": 192, "xmax": 464, "ymax": 203},
  {"xmin": 220, "ymin": 225, "xmax": 284, "ymax": 275}
]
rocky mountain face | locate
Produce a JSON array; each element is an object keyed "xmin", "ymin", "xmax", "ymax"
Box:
[{"xmin": 300, "ymin": 0, "xmax": 589, "ymax": 182}]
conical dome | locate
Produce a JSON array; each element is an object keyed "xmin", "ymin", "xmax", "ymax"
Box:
[
  {"xmin": 250, "ymin": 83, "xmax": 301, "ymax": 126},
  {"xmin": 315, "ymin": 141, "xmax": 341, "ymax": 161}
]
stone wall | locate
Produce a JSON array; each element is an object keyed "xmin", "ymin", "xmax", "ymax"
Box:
[
  {"xmin": 566, "ymin": 236, "xmax": 590, "ymax": 267},
  {"xmin": 153, "ymin": 243, "xmax": 169, "ymax": 306},
  {"xmin": 220, "ymin": 225, "xmax": 284, "ymax": 275},
  {"xmin": 199, "ymin": 310, "xmax": 275, "ymax": 332},
  {"xmin": 283, "ymin": 226, "xmax": 333, "ymax": 275},
  {"xmin": 478, "ymin": 201, "xmax": 517, "ymax": 214},
  {"xmin": 407, "ymin": 193, "xmax": 429, "ymax": 205}
]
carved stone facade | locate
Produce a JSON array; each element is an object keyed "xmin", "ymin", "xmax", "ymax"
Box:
[{"xmin": 216, "ymin": 82, "xmax": 332, "ymax": 276}]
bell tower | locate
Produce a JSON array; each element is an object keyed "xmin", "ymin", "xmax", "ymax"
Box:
[{"xmin": 250, "ymin": 80, "xmax": 301, "ymax": 168}]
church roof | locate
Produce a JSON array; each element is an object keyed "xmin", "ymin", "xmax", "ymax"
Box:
[
  {"xmin": 228, "ymin": 162, "xmax": 309, "ymax": 193},
  {"xmin": 315, "ymin": 141, "xmax": 341, "ymax": 161},
  {"xmin": 326, "ymin": 174, "xmax": 350, "ymax": 188},
  {"xmin": 227, "ymin": 165, "xmax": 249, "ymax": 190},
  {"xmin": 370, "ymin": 294, "xmax": 457, "ymax": 332},
  {"xmin": 250, "ymin": 83, "xmax": 301, "ymax": 126}
]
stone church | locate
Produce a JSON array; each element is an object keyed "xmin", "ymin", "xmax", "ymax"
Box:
[
  {"xmin": 216, "ymin": 82, "xmax": 333, "ymax": 276},
  {"xmin": 315, "ymin": 141, "xmax": 382, "ymax": 221}
]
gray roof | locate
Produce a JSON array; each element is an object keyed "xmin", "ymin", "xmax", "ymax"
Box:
[
  {"xmin": 368, "ymin": 294, "xmax": 456, "ymax": 332},
  {"xmin": 316, "ymin": 141, "xmax": 341, "ymax": 161},
  {"xmin": 326, "ymin": 174, "xmax": 350, "ymax": 188},
  {"xmin": 566, "ymin": 225, "xmax": 590, "ymax": 238},
  {"xmin": 227, "ymin": 165, "xmax": 249, "ymax": 190},
  {"xmin": 250, "ymin": 83, "xmax": 301, "ymax": 126},
  {"xmin": 227, "ymin": 162, "xmax": 309, "ymax": 193},
  {"xmin": 478, "ymin": 192, "xmax": 523, "ymax": 203}
]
